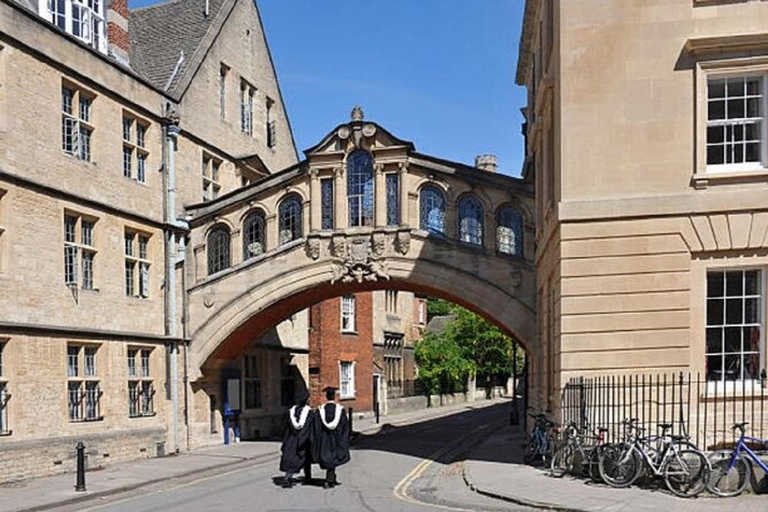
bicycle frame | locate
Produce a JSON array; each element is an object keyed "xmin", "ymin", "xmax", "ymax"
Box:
[{"xmin": 728, "ymin": 435, "xmax": 768, "ymax": 474}]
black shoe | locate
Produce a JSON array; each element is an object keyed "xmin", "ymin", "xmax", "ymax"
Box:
[
  {"xmin": 323, "ymin": 481, "xmax": 332, "ymax": 489},
  {"xmin": 282, "ymin": 478, "xmax": 293, "ymax": 489},
  {"xmin": 302, "ymin": 476, "xmax": 312, "ymax": 485}
]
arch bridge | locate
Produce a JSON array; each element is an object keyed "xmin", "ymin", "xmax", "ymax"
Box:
[{"xmin": 185, "ymin": 111, "xmax": 536, "ymax": 381}]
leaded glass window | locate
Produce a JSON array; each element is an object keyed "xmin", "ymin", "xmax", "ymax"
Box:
[
  {"xmin": 458, "ymin": 196, "xmax": 484, "ymax": 246},
  {"xmin": 419, "ymin": 185, "xmax": 446, "ymax": 235},
  {"xmin": 242, "ymin": 211, "xmax": 266, "ymax": 261},
  {"xmin": 321, "ymin": 178, "xmax": 334, "ymax": 230},
  {"xmin": 347, "ymin": 150, "xmax": 374, "ymax": 227},
  {"xmin": 279, "ymin": 195, "xmax": 303, "ymax": 245},
  {"xmin": 497, "ymin": 207, "xmax": 524, "ymax": 257},
  {"xmin": 207, "ymin": 226, "xmax": 231, "ymax": 275},
  {"xmin": 386, "ymin": 173, "xmax": 399, "ymax": 226}
]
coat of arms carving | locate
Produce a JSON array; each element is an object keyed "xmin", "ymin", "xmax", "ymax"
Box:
[{"xmin": 331, "ymin": 236, "xmax": 390, "ymax": 284}]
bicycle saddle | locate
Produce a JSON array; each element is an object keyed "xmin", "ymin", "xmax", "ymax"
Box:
[
  {"xmin": 658, "ymin": 423, "xmax": 673, "ymax": 431},
  {"xmin": 597, "ymin": 427, "xmax": 609, "ymax": 433},
  {"xmin": 733, "ymin": 422, "xmax": 749, "ymax": 431}
]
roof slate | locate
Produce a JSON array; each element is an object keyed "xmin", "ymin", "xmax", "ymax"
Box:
[{"xmin": 129, "ymin": 0, "xmax": 227, "ymax": 92}]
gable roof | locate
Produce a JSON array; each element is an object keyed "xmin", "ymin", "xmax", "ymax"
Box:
[{"xmin": 129, "ymin": 0, "xmax": 233, "ymax": 94}]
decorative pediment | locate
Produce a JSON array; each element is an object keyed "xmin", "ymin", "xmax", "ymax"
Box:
[{"xmin": 303, "ymin": 106, "xmax": 415, "ymax": 157}]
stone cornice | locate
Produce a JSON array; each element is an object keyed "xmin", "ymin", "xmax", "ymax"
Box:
[
  {"xmin": 685, "ymin": 33, "xmax": 768, "ymax": 61},
  {"xmin": 515, "ymin": 0, "xmax": 541, "ymax": 85}
]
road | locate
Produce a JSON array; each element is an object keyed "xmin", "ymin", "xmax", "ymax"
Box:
[{"xmin": 51, "ymin": 403, "xmax": 534, "ymax": 512}]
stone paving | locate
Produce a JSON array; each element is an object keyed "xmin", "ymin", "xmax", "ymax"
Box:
[
  {"xmin": 463, "ymin": 425, "xmax": 768, "ymax": 512},
  {"xmin": 0, "ymin": 397, "xmax": 509, "ymax": 512}
]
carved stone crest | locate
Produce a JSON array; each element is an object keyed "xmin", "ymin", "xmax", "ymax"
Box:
[
  {"xmin": 331, "ymin": 235, "xmax": 348, "ymax": 259},
  {"xmin": 203, "ymin": 293, "xmax": 216, "ymax": 309},
  {"xmin": 372, "ymin": 233, "xmax": 386, "ymax": 257},
  {"xmin": 331, "ymin": 235, "xmax": 390, "ymax": 284},
  {"xmin": 510, "ymin": 270, "xmax": 523, "ymax": 289},
  {"xmin": 394, "ymin": 231, "xmax": 411, "ymax": 255},
  {"xmin": 305, "ymin": 237, "xmax": 321, "ymax": 260}
]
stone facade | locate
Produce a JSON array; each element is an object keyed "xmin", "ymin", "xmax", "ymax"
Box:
[
  {"xmin": 0, "ymin": 0, "xmax": 297, "ymax": 481},
  {"xmin": 516, "ymin": 0, "xmax": 768, "ymax": 410}
]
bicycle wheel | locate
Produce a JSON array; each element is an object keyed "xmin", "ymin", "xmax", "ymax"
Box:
[
  {"xmin": 599, "ymin": 443, "xmax": 642, "ymax": 488},
  {"xmin": 588, "ymin": 446, "xmax": 604, "ymax": 483},
  {"xmin": 708, "ymin": 452, "xmax": 751, "ymax": 497},
  {"xmin": 524, "ymin": 438, "xmax": 539, "ymax": 465},
  {"xmin": 550, "ymin": 444, "xmax": 573, "ymax": 478},
  {"xmin": 662, "ymin": 449, "xmax": 711, "ymax": 498}
]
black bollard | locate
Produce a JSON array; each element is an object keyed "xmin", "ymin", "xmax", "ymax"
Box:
[
  {"xmin": 375, "ymin": 402, "xmax": 380, "ymax": 424},
  {"xmin": 348, "ymin": 407, "xmax": 354, "ymax": 438},
  {"xmin": 75, "ymin": 442, "xmax": 86, "ymax": 492}
]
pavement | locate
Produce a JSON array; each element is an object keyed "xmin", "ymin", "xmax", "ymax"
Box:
[
  {"xmin": 463, "ymin": 425, "xmax": 768, "ymax": 512},
  {"xmin": 0, "ymin": 397, "xmax": 510, "ymax": 512}
]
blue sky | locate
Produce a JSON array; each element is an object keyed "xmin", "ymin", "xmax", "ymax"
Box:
[{"xmin": 128, "ymin": 1, "xmax": 527, "ymax": 176}]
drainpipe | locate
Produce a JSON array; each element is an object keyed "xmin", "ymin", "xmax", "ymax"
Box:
[{"xmin": 164, "ymin": 118, "xmax": 182, "ymax": 453}]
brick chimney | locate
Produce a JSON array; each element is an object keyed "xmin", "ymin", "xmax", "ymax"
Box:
[
  {"xmin": 475, "ymin": 154, "xmax": 498, "ymax": 173},
  {"xmin": 108, "ymin": 0, "xmax": 130, "ymax": 65}
]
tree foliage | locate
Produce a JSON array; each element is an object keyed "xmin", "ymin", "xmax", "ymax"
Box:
[{"xmin": 416, "ymin": 299, "xmax": 525, "ymax": 394}]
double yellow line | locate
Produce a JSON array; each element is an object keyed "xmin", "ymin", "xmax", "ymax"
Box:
[{"xmin": 392, "ymin": 420, "xmax": 503, "ymax": 511}]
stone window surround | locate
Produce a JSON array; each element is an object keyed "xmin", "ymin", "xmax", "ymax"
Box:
[
  {"xmin": 0, "ymin": 338, "xmax": 8, "ymax": 435},
  {"xmin": 240, "ymin": 79, "xmax": 255, "ymax": 137},
  {"xmin": 0, "ymin": 188, "xmax": 6, "ymax": 275},
  {"xmin": 128, "ymin": 346, "xmax": 155, "ymax": 418},
  {"xmin": 66, "ymin": 343, "xmax": 102, "ymax": 423},
  {"xmin": 122, "ymin": 111, "xmax": 150, "ymax": 185},
  {"xmin": 202, "ymin": 152, "xmax": 223, "ymax": 202},
  {"xmin": 61, "ymin": 80, "xmax": 95, "ymax": 162},
  {"xmin": 63, "ymin": 210, "xmax": 98, "ymax": 291},
  {"xmin": 124, "ymin": 228, "xmax": 151, "ymax": 299},
  {"xmin": 690, "ymin": 39, "xmax": 768, "ymax": 189}
]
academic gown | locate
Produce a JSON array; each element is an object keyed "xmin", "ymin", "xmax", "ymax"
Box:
[
  {"xmin": 311, "ymin": 402, "xmax": 351, "ymax": 470},
  {"xmin": 279, "ymin": 405, "xmax": 315, "ymax": 473}
]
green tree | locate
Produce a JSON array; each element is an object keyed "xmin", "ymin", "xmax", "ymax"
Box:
[
  {"xmin": 414, "ymin": 331, "xmax": 471, "ymax": 395},
  {"xmin": 426, "ymin": 297, "xmax": 453, "ymax": 319}
]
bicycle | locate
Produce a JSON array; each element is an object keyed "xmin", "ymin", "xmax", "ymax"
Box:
[
  {"xmin": 550, "ymin": 421, "xmax": 608, "ymax": 480},
  {"xmin": 524, "ymin": 410, "xmax": 556, "ymax": 465},
  {"xmin": 599, "ymin": 421, "xmax": 711, "ymax": 497},
  {"xmin": 708, "ymin": 422, "xmax": 768, "ymax": 497}
]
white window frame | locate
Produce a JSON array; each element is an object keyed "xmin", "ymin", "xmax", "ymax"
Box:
[
  {"xmin": 339, "ymin": 361, "xmax": 355, "ymax": 399},
  {"xmin": 61, "ymin": 84, "xmax": 94, "ymax": 162},
  {"xmin": 64, "ymin": 213, "xmax": 96, "ymax": 290},
  {"xmin": 122, "ymin": 113, "xmax": 150, "ymax": 184},
  {"xmin": 705, "ymin": 268, "xmax": 765, "ymax": 390},
  {"xmin": 202, "ymin": 153, "xmax": 222, "ymax": 202},
  {"xmin": 341, "ymin": 295, "xmax": 356, "ymax": 333},
  {"xmin": 706, "ymin": 74, "xmax": 767, "ymax": 173},
  {"xmin": 124, "ymin": 230, "xmax": 151, "ymax": 298},
  {"xmin": 418, "ymin": 299, "xmax": 426, "ymax": 326},
  {"xmin": 44, "ymin": 0, "xmax": 106, "ymax": 53}
]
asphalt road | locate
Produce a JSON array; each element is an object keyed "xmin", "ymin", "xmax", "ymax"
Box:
[{"xmin": 51, "ymin": 403, "xmax": 534, "ymax": 512}]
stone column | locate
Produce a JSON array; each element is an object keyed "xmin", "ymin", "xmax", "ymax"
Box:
[
  {"xmin": 309, "ymin": 168, "xmax": 321, "ymax": 232},
  {"xmin": 266, "ymin": 214, "xmax": 278, "ymax": 250},
  {"xmin": 374, "ymin": 163, "xmax": 386, "ymax": 227},
  {"xmin": 484, "ymin": 211, "xmax": 495, "ymax": 254},
  {"xmin": 445, "ymin": 202, "xmax": 457, "ymax": 239},
  {"xmin": 398, "ymin": 162, "xmax": 409, "ymax": 226},
  {"xmin": 334, "ymin": 165, "xmax": 346, "ymax": 229}
]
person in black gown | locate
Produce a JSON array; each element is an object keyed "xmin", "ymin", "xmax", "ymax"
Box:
[
  {"xmin": 279, "ymin": 390, "xmax": 314, "ymax": 488},
  {"xmin": 312, "ymin": 386, "xmax": 351, "ymax": 489}
]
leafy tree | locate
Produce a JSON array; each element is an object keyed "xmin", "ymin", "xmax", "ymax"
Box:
[
  {"xmin": 426, "ymin": 297, "xmax": 453, "ymax": 319},
  {"xmin": 414, "ymin": 331, "xmax": 471, "ymax": 395},
  {"xmin": 419, "ymin": 298, "xmax": 525, "ymax": 391}
]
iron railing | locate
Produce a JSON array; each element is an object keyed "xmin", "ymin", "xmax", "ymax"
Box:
[{"xmin": 561, "ymin": 371, "xmax": 768, "ymax": 450}]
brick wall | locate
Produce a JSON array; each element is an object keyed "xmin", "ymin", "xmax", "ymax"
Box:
[{"xmin": 308, "ymin": 293, "xmax": 373, "ymax": 412}]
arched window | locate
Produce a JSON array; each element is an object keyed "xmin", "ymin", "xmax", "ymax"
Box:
[
  {"xmin": 207, "ymin": 225, "xmax": 231, "ymax": 275},
  {"xmin": 458, "ymin": 196, "xmax": 484, "ymax": 245},
  {"xmin": 419, "ymin": 185, "xmax": 446, "ymax": 235},
  {"xmin": 278, "ymin": 194, "xmax": 303, "ymax": 245},
  {"xmin": 347, "ymin": 150, "xmax": 374, "ymax": 227},
  {"xmin": 497, "ymin": 206, "xmax": 524, "ymax": 257},
  {"xmin": 242, "ymin": 210, "xmax": 266, "ymax": 261}
]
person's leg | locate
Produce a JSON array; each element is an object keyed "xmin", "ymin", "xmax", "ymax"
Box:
[
  {"xmin": 328, "ymin": 467, "xmax": 337, "ymax": 486},
  {"xmin": 283, "ymin": 471, "xmax": 294, "ymax": 488},
  {"xmin": 303, "ymin": 461, "xmax": 312, "ymax": 484}
]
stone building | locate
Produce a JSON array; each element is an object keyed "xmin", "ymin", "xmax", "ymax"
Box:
[
  {"xmin": 0, "ymin": 0, "xmax": 535, "ymax": 483},
  {"xmin": 517, "ymin": 0, "xmax": 768, "ymax": 411},
  {"xmin": 0, "ymin": 0, "xmax": 297, "ymax": 481}
]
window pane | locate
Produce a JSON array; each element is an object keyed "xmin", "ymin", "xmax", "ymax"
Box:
[
  {"xmin": 347, "ymin": 151, "xmax": 374, "ymax": 227},
  {"xmin": 709, "ymin": 79, "xmax": 726, "ymax": 99},
  {"xmin": 458, "ymin": 196, "xmax": 484, "ymax": 245},
  {"xmin": 725, "ymin": 298, "xmax": 743, "ymax": 324},
  {"xmin": 278, "ymin": 196, "xmax": 302, "ymax": 245},
  {"xmin": 321, "ymin": 178, "xmax": 334, "ymax": 230},
  {"xmin": 706, "ymin": 327, "xmax": 722, "ymax": 354},
  {"xmin": 707, "ymin": 272, "xmax": 725, "ymax": 297},
  {"xmin": 242, "ymin": 211, "xmax": 266, "ymax": 260},
  {"xmin": 708, "ymin": 100, "xmax": 725, "ymax": 121},
  {"xmin": 386, "ymin": 173, "xmax": 399, "ymax": 227},
  {"xmin": 207, "ymin": 227, "xmax": 231, "ymax": 274},
  {"xmin": 726, "ymin": 271, "xmax": 743, "ymax": 296},
  {"xmin": 706, "ymin": 354, "xmax": 723, "ymax": 381},
  {"xmin": 724, "ymin": 327, "xmax": 741, "ymax": 353},
  {"xmin": 420, "ymin": 186, "xmax": 446, "ymax": 234}
]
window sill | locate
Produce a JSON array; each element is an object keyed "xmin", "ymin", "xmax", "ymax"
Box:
[
  {"xmin": 339, "ymin": 396, "xmax": 356, "ymax": 402},
  {"xmin": 0, "ymin": 430, "xmax": 12, "ymax": 437},
  {"xmin": 129, "ymin": 412, "xmax": 156, "ymax": 419},
  {"xmin": 341, "ymin": 330, "xmax": 358, "ymax": 336},
  {"xmin": 70, "ymin": 416, "xmax": 104, "ymax": 423},
  {"xmin": 692, "ymin": 168, "xmax": 768, "ymax": 189}
]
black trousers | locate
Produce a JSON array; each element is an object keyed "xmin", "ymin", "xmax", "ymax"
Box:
[{"xmin": 325, "ymin": 467, "xmax": 337, "ymax": 484}]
